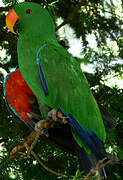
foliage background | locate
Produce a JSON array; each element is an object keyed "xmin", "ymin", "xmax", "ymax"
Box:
[{"xmin": 0, "ymin": 0, "xmax": 123, "ymax": 179}]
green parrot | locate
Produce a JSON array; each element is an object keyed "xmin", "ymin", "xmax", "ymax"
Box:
[{"xmin": 6, "ymin": 2, "xmax": 106, "ymax": 159}]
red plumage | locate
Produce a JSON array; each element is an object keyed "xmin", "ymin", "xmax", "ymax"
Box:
[{"xmin": 5, "ymin": 70, "xmax": 36, "ymax": 121}]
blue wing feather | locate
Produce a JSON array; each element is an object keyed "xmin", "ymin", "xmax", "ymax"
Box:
[{"xmin": 37, "ymin": 44, "xmax": 49, "ymax": 97}]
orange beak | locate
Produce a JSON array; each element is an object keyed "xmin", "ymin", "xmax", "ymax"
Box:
[{"xmin": 6, "ymin": 9, "xmax": 19, "ymax": 34}]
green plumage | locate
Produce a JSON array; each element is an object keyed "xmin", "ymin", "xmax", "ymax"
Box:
[{"xmin": 13, "ymin": 2, "xmax": 106, "ymax": 152}]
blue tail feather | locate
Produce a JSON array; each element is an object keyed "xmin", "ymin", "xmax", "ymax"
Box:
[
  {"xmin": 89, "ymin": 130, "xmax": 103, "ymax": 148},
  {"xmin": 67, "ymin": 114, "xmax": 100, "ymax": 155},
  {"xmin": 59, "ymin": 107, "xmax": 107, "ymax": 178}
]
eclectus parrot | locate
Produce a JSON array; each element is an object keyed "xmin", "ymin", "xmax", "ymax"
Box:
[
  {"xmin": 6, "ymin": 2, "xmax": 113, "ymax": 173},
  {"xmin": 3, "ymin": 69, "xmax": 115, "ymax": 174}
]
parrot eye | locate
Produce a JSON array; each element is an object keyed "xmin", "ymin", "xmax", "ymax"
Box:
[{"xmin": 26, "ymin": 9, "xmax": 32, "ymax": 14}]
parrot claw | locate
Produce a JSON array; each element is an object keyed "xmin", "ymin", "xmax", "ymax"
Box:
[
  {"xmin": 56, "ymin": 110, "xmax": 68, "ymax": 124},
  {"xmin": 34, "ymin": 120, "xmax": 49, "ymax": 137},
  {"xmin": 48, "ymin": 109, "xmax": 68, "ymax": 124},
  {"xmin": 47, "ymin": 109, "xmax": 58, "ymax": 121},
  {"xmin": 34, "ymin": 120, "xmax": 44, "ymax": 131}
]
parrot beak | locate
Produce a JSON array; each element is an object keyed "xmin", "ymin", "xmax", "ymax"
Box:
[{"xmin": 6, "ymin": 9, "xmax": 19, "ymax": 34}]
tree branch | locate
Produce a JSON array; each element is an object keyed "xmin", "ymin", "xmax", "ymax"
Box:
[
  {"xmin": 55, "ymin": 0, "xmax": 87, "ymax": 31},
  {"xmin": 83, "ymin": 157, "xmax": 118, "ymax": 180},
  {"xmin": 9, "ymin": 119, "xmax": 71, "ymax": 178},
  {"xmin": 9, "ymin": 119, "xmax": 54, "ymax": 160},
  {"xmin": 31, "ymin": 150, "xmax": 70, "ymax": 178}
]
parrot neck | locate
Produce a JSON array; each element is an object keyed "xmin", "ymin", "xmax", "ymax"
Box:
[{"xmin": 18, "ymin": 22, "xmax": 58, "ymax": 44}]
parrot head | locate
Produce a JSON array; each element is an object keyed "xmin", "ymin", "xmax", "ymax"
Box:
[{"xmin": 6, "ymin": 2, "xmax": 56, "ymax": 40}]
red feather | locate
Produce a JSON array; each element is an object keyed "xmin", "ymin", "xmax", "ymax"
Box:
[{"xmin": 5, "ymin": 70, "xmax": 36, "ymax": 122}]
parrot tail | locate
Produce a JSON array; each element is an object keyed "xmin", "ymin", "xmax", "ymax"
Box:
[
  {"xmin": 59, "ymin": 107, "xmax": 107, "ymax": 178},
  {"xmin": 66, "ymin": 114, "xmax": 103, "ymax": 156},
  {"xmin": 67, "ymin": 114, "xmax": 107, "ymax": 178}
]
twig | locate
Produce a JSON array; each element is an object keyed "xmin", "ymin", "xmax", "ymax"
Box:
[
  {"xmin": 9, "ymin": 130, "xmax": 37, "ymax": 160},
  {"xmin": 83, "ymin": 157, "xmax": 116, "ymax": 180},
  {"xmin": 9, "ymin": 116, "xmax": 71, "ymax": 178},
  {"xmin": 9, "ymin": 110, "xmax": 67, "ymax": 160},
  {"xmin": 9, "ymin": 120, "xmax": 54, "ymax": 159},
  {"xmin": 31, "ymin": 149, "xmax": 70, "ymax": 178},
  {"xmin": 29, "ymin": 126, "xmax": 42, "ymax": 152},
  {"xmin": 28, "ymin": 119, "xmax": 54, "ymax": 154},
  {"xmin": 55, "ymin": 0, "xmax": 87, "ymax": 31}
]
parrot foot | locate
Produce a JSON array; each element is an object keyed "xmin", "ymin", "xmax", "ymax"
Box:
[
  {"xmin": 56, "ymin": 110, "xmax": 68, "ymax": 124},
  {"xmin": 47, "ymin": 109, "xmax": 58, "ymax": 121},
  {"xmin": 34, "ymin": 120, "xmax": 49, "ymax": 137},
  {"xmin": 47, "ymin": 109, "xmax": 68, "ymax": 124},
  {"xmin": 34, "ymin": 120, "xmax": 44, "ymax": 131},
  {"xmin": 35, "ymin": 119, "xmax": 54, "ymax": 134}
]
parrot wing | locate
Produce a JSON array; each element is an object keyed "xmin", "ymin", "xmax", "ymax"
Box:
[{"xmin": 37, "ymin": 42, "xmax": 106, "ymax": 153}]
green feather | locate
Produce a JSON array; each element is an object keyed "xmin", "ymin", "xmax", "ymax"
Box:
[{"xmin": 13, "ymin": 2, "xmax": 106, "ymax": 151}]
